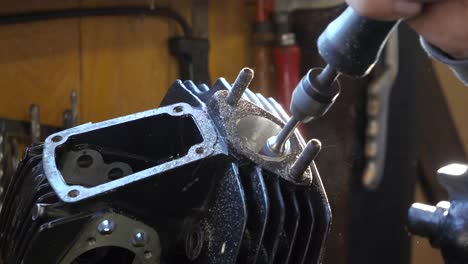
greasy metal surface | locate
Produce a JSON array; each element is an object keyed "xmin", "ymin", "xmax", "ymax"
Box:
[
  {"xmin": 60, "ymin": 211, "xmax": 161, "ymax": 264},
  {"xmin": 43, "ymin": 103, "xmax": 221, "ymax": 203}
]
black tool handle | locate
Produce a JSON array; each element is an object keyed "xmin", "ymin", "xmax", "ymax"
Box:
[
  {"xmin": 169, "ymin": 37, "xmax": 211, "ymax": 85},
  {"xmin": 317, "ymin": 7, "xmax": 399, "ymax": 77}
]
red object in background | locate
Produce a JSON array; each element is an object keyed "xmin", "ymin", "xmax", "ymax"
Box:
[
  {"xmin": 256, "ymin": 0, "xmax": 274, "ymax": 23},
  {"xmin": 274, "ymin": 39, "xmax": 301, "ymax": 111},
  {"xmin": 253, "ymin": 0, "xmax": 277, "ymax": 97}
]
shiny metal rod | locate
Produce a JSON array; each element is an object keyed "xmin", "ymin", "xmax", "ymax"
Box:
[
  {"xmin": 316, "ymin": 64, "xmax": 338, "ymax": 87},
  {"xmin": 268, "ymin": 117, "xmax": 299, "ymax": 154},
  {"xmin": 289, "ymin": 139, "xmax": 322, "ymax": 181}
]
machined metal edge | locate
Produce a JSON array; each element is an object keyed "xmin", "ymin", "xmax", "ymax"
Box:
[{"xmin": 43, "ymin": 103, "xmax": 220, "ymax": 203}]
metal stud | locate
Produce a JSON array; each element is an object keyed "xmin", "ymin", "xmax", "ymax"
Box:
[
  {"xmin": 131, "ymin": 231, "xmax": 148, "ymax": 247},
  {"xmin": 97, "ymin": 219, "xmax": 115, "ymax": 235},
  {"xmin": 289, "ymin": 139, "xmax": 322, "ymax": 181},
  {"xmin": 225, "ymin": 68, "xmax": 254, "ymax": 106}
]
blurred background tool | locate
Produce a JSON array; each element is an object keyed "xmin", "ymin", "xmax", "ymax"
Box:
[
  {"xmin": 273, "ymin": 0, "xmax": 344, "ymax": 109},
  {"xmin": 251, "ymin": 0, "xmax": 276, "ymax": 97},
  {"xmin": 170, "ymin": 0, "xmax": 210, "ymax": 84},
  {"xmin": 63, "ymin": 90, "xmax": 78, "ymax": 129}
]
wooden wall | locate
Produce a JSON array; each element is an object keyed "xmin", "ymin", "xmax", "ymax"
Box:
[
  {"xmin": 433, "ymin": 61, "xmax": 468, "ymax": 151},
  {"xmin": 0, "ymin": 2, "xmax": 467, "ymax": 264},
  {"xmin": 0, "ymin": 0, "xmax": 253, "ymax": 125}
]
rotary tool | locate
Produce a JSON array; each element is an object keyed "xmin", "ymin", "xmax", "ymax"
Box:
[{"xmin": 262, "ymin": 6, "xmax": 400, "ymax": 156}]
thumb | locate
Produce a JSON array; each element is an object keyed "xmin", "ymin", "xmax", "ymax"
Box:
[{"xmin": 346, "ymin": 0, "xmax": 423, "ymax": 20}]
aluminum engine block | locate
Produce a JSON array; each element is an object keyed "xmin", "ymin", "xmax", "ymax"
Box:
[{"xmin": 0, "ymin": 71, "xmax": 331, "ymax": 264}]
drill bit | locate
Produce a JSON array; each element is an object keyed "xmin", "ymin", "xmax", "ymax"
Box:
[
  {"xmin": 261, "ymin": 65, "xmax": 338, "ymax": 157},
  {"xmin": 264, "ymin": 116, "xmax": 299, "ymax": 154}
]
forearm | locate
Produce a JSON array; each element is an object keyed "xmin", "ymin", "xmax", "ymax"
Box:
[{"xmin": 421, "ymin": 38, "xmax": 468, "ymax": 86}]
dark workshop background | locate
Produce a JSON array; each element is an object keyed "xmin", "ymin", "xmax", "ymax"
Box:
[{"xmin": 0, "ymin": 0, "xmax": 467, "ymax": 263}]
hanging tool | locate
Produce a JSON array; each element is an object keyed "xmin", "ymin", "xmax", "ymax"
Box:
[
  {"xmin": 63, "ymin": 89, "xmax": 78, "ymax": 129},
  {"xmin": 273, "ymin": 0, "xmax": 301, "ymax": 109},
  {"xmin": 274, "ymin": 33, "xmax": 301, "ymax": 110},
  {"xmin": 262, "ymin": 6, "xmax": 399, "ymax": 156},
  {"xmin": 29, "ymin": 104, "xmax": 40, "ymax": 144},
  {"xmin": 169, "ymin": 0, "xmax": 210, "ymax": 85},
  {"xmin": 0, "ymin": 6, "xmax": 196, "ymax": 84},
  {"xmin": 0, "ymin": 122, "xmax": 5, "ymax": 183},
  {"xmin": 273, "ymin": 0, "xmax": 344, "ymax": 109},
  {"xmin": 252, "ymin": 0, "xmax": 276, "ymax": 97}
]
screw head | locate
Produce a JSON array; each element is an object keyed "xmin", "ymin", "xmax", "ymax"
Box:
[
  {"xmin": 97, "ymin": 219, "xmax": 115, "ymax": 235},
  {"xmin": 144, "ymin": 251, "xmax": 152, "ymax": 259},
  {"xmin": 87, "ymin": 237, "xmax": 96, "ymax": 246},
  {"xmin": 131, "ymin": 231, "xmax": 148, "ymax": 247},
  {"xmin": 185, "ymin": 224, "xmax": 204, "ymax": 260}
]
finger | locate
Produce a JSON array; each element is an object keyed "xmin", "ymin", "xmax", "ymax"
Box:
[{"xmin": 346, "ymin": 0, "xmax": 423, "ymax": 20}]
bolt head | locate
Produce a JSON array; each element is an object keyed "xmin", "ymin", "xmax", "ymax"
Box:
[
  {"xmin": 97, "ymin": 219, "xmax": 115, "ymax": 235},
  {"xmin": 32, "ymin": 204, "xmax": 45, "ymax": 221},
  {"xmin": 131, "ymin": 231, "xmax": 148, "ymax": 247},
  {"xmin": 437, "ymin": 163, "xmax": 468, "ymax": 200}
]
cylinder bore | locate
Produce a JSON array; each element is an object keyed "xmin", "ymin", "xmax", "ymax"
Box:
[{"xmin": 236, "ymin": 115, "xmax": 283, "ymax": 154}]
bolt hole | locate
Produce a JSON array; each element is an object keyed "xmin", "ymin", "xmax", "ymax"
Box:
[
  {"xmin": 52, "ymin": 135, "xmax": 63, "ymax": 142},
  {"xmin": 195, "ymin": 147, "xmax": 204, "ymax": 154},
  {"xmin": 86, "ymin": 237, "xmax": 96, "ymax": 246},
  {"xmin": 68, "ymin": 189, "xmax": 80, "ymax": 198},
  {"xmin": 108, "ymin": 167, "xmax": 124, "ymax": 180},
  {"xmin": 185, "ymin": 225, "xmax": 204, "ymax": 260},
  {"xmin": 173, "ymin": 106, "xmax": 184, "ymax": 113},
  {"xmin": 144, "ymin": 251, "xmax": 152, "ymax": 259},
  {"xmin": 77, "ymin": 154, "xmax": 93, "ymax": 168}
]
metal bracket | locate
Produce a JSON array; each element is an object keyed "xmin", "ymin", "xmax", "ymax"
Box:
[{"xmin": 59, "ymin": 211, "xmax": 161, "ymax": 264}]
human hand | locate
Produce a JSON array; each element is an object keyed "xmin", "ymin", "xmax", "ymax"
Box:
[{"xmin": 345, "ymin": 0, "xmax": 468, "ymax": 59}]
